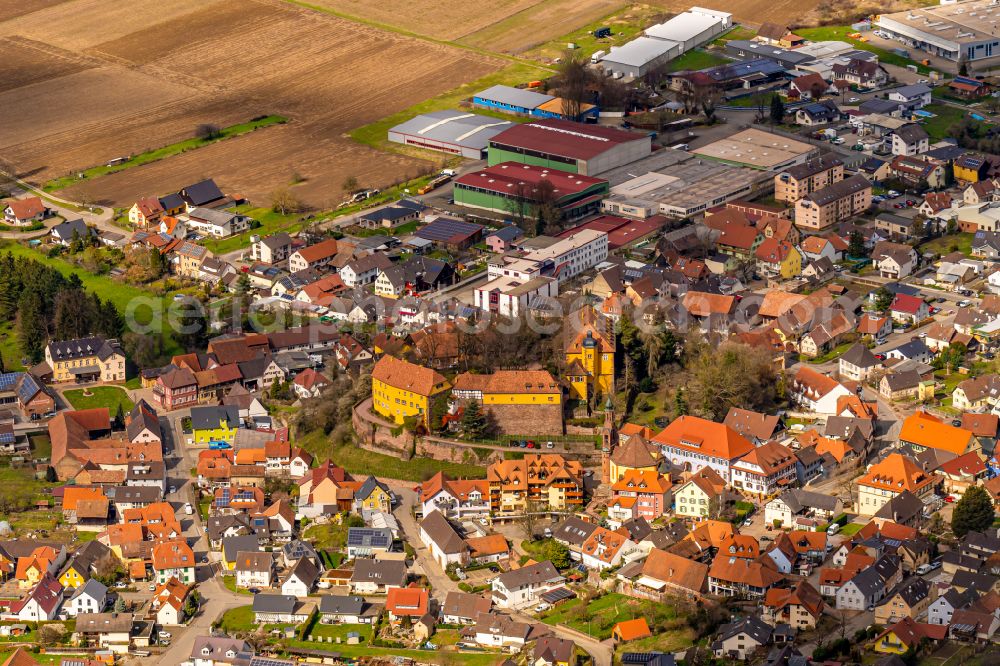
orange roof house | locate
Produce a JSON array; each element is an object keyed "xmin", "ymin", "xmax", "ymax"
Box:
[
  {"xmin": 707, "ymin": 554, "xmax": 783, "ymax": 597},
  {"xmin": 682, "ymin": 291, "xmax": 736, "ymax": 318},
  {"xmin": 385, "ymin": 585, "xmax": 429, "ymax": 621},
  {"xmin": 857, "ymin": 453, "xmax": 936, "ymax": 516},
  {"xmin": 612, "ymin": 618, "xmax": 652, "ymax": 642},
  {"xmin": 763, "ymin": 580, "xmax": 825, "ymax": 628},
  {"xmin": 899, "ymin": 411, "xmax": 979, "ymax": 455},
  {"xmin": 653, "ymin": 416, "xmax": 754, "ymax": 475}
]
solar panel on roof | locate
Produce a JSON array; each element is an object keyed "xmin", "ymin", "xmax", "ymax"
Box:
[
  {"xmin": 540, "ymin": 587, "xmax": 576, "ymax": 604},
  {"xmin": 415, "ymin": 218, "xmax": 483, "ymax": 243},
  {"xmin": 0, "ymin": 373, "xmax": 21, "ymax": 391}
]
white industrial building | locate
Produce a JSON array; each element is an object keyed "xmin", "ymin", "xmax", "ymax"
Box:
[
  {"xmin": 877, "ymin": 0, "xmax": 1000, "ymax": 70},
  {"xmin": 598, "ymin": 7, "xmax": 733, "ymax": 78},
  {"xmin": 388, "ymin": 110, "xmax": 513, "ymax": 159}
]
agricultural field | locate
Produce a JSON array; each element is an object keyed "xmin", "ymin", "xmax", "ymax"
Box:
[
  {"xmin": 649, "ymin": 0, "xmax": 821, "ymax": 26},
  {"xmin": 0, "ymin": 0, "xmax": 504, "ymax": 209}
]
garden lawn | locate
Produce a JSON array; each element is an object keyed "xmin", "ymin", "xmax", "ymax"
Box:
[
  {"xmin": 540, "ymin": 593, "xmax": 683, "ymax": 640},
  {"xmin": 918, "ymin": 104, "xmax": 973, "ymax": 142},
  {"xmin": 306, "ymin": 623, "xmax": 373, "ymax": 641},
  {"xmin": 921, "ymin": 232, "xmax": 973, "ymax": 257},
  {"xmin": 217, "ymin": 605, "xmax": 256, "ymax": 633},
  {"xmin": 0, "ymin": 322, "xmax": 22, "ymax": 370},
  {"xmin": 297, "ymin": 431, "xmax": 486, "ymax": 481},
  {"xmin": 666, "ymin": 49, "xmax": 730, "ymax": 72},
  {"xmin": 838, "ymin": 523, "xmax": 863, "ymax": 537},
  {"xmin": 613, "ymin": 628, "xmax": 696, "ymax": 660},
  {"xmin": 30, "ymin": 435, "xmax": 51, "ymax": 459},
  {"xmin": 43, "ymin": 116, "xmax": 287, "ymax": 192},
  {"xmin": 63, "ymin": 386, "xmax": 134, "ymax": 413},
  {"xmin": 201, "ymin": 206, "xmax": 303, "ymax": 255},
  {"xmin": 794, "ymin": 26, "xmax": 929, "ymax": 73},
  {"xmin": 303, "ymin": 521, "xmax": 351, "ymax": 552}
]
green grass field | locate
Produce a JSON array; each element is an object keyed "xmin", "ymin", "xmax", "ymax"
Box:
[
  {"xmin": 217, "ymin": 605, "xmax": 256, "ymax": 633},
  {"xmin": 525, "ymin": 4, "xmax": 666, "ymax": 61},
  {"xmin": 43, "ymin": 116, "xmax": 287, "ymax": 193},
  {"xmin": 540, "ymin": 593, "xmax": 685, "ymax": 640},
  {"xmin": 838, "ymin": 523, "xmax": 863, "ymax": 537},
  {"xmin": 200, "ymin": 206, "xmax": 305, "ymax": 255},
  {"xmin": 666, "ymin": 49, "xmax": 730, "ymax": 72},
  {"xmin": 297, "ymin": 431, "xmax": 486, "ymax": 481},
  {"xmin": 921, "ymin": 232, "xmax": 973, "ymax": 256},
  {"xmin": 794, "ymin": 26, "xmax": 930, "ymax": 73},
  {"xmin": 63, "ymin": 386, "xmax": 134, "ymax": 413},
  {"xmin": 919, "ymin": 104, "xmax": 975, "ymax": 141}
]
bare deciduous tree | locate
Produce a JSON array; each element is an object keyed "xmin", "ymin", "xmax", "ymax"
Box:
[{"xmin": 270, "ymin": 188, "xmax": 302, "ymax": 215}]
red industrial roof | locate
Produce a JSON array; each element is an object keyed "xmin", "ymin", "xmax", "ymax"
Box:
[
  {"xmin": 488, "ymin": 118, "xmax": 648, "ymax": 160},
  {"xmin": 455, "ymin": 162, "xmax": 608, "ymax": 198}
]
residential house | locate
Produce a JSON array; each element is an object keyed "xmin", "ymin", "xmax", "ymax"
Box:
[
  {"xmin": 419, "ymin": 511, "xmax": 470, "ymax": 569},
  {"xmin": 288, "ymin": 239, "xmax": 339, "ymax": 273},
  {"xmin": 280, "ymin": 557, "xmax": 320, "ymax": 597},
  {"xmin": 856, "ymin": 454, "xmax": 936, "ymax": 516},
  {"xmin": 419, "ymin": 472, "xmax": 489, "ymax": 520},
  {"xmin": 340, "ymin": 253, "xmax": 393, "ymax": 287},
  {"xmin": 887, "ymin": 84, "xmax": 933, "ymax": 111},
  {"xmin": 711, "ymin": 616, "xmax": 775, "ymax": 660},
  {"xmin": 890, "ymin": 124, "xmax": 930, "ymax": 157},
  {"xmin": 839, "ymin": 343, "xmax": 881, "ymax": 382},
  {"xmin": 350, "ymin": 559, "xmax": 407, "ymax": 594},
  {"xmin": 762, "ymin": 581, "xmax": 824, "ymax": 630},
  {"xmin": 764, "ymin": 489, "xmax": 842, "ymax": 530},
  {"xmin": 875, "ymin": 577, "xmax": 934, "ymax": 624},
  {"xmin": 652, "ymin": 416, "xmax": 754, "ymax": 483},
  {"xmin": 10, "ymin": 574, "xmax": 62, "ymax": 621},
  {"xmin": 874, "ymin": 617, "xmax": 947, "ymax": 655},
  {"xmin": 252, "ymin": 594, "xmax": 312, "ymax": 624},
  {"xmin": 74, "ymin": 612, "xmax": 133, "ymax": 653},
  {"xmin": 790, "ymin": 366, "xmax": 852, "ymax": 414},
  {"xmin": 795, "ymin": 101, "xmax": 841, "ymax": 126},
  {"xmin": 44, "ymin": 336, "xmax": 126, "ymax": 383},
  {"xmin": 889, "ymin": 293, "xmax": 928, "ymax": 324},
  {"xmin": 4, "ymin": 197, "xmax": 46, "ymax": 226},
  {"xmin": 755, "ymin": 239, "xmax": 802, "ymax": 279},
  {"xmin": 251, "ymin": 233, "xmax": 293, "ymax": 265},
  {"xmin": 318, "ymin": 594, "xmax": 381, "ymax": 624},
  {"xmin": 64, "ymin": 579, "xmax": 108, "ymax": 617},
  {"xmin": 151, "ymin": 540, "xmax": 196, "ymax": 585},
  {"xmin": 345, "ymin": 527, "xmax": 394, "ymax": 559},
  {"xmin": 832, "ymin": 58, "xmax": 887, "ymax": 88},
  {"xmin": 730, "ymin": 440, "xmax": 798, "ymax": 497},
  {"xmin": 385, "ymin": 586, "xmax": 429, "ymax": 624},
  {"xmin": 874, "ymin": 242, "xmax": 918, "ymax": 280},
  {"xmin": 371, "ymin": 354, "xmax": 450, "ymax": 427},
  {"xmin": 234, "ymin": 551, "xmax": 274, "ymax": 589},
  {"xmin": 487, "ymin": 454, "xmax": 585, "ymax": 514},
  {"xmin": 491, "ymin": 561, "xmax": 564, "ymax": 610},
  {"xmin": 899, "ymin": 410, "xmax": 979, "ymax": 456},
  {"xmin": 707, "ymin": 555, "xmax": 783, "ymax": 598}
]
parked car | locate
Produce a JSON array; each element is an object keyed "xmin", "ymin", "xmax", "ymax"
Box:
[
  {"xmin": 534, "ymin": 603, "xmax": 551, "ymax": 613},
  {"xmin": 848, "ymin": 96, "xmax": 861, "ymax": 103}
]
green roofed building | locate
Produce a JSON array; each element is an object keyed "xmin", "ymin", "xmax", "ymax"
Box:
[{"xmin": 453, "ymin": 162, "xmax": 609, "ymax": 221}]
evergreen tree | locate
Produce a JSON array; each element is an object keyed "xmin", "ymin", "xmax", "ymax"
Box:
[
  {"xmin": 873, "ymin": 287, "xmax": 894, "ymax": 313},
  {"xmin": 848, "ymin": 230, "xmax": 865, "ymax": 259},
  {"xmin": 674, "ymin": 387, "xmax": 689, "ymax": 417},
  {"xmin": 429, "ymin": 393, "xmax": 449, "ymax": 434},
  {"xmin": 16, "ymin": 290, "xmax": 47, "ymax": 363},
  {"xmin": 769, "ymin": 94, "xmax": 785, "ymax": 125},
  {"xmin": 114, "ymin": 402, "xmax": 125, "ymax": 431},
  {"xmin": 952, "ymin": 485, "xmax": 995, "ymax": 537},
  {"xmin": 460, "ymin": 399, "xmax": 488, "ymax": 439}
]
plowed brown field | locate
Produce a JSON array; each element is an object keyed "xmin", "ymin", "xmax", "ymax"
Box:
[{"xmin": 0, "ymin": 0, "xmax": 502, "ymax": 207}]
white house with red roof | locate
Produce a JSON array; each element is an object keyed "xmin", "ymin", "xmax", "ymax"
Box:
[
  {"xmin": 790, "ymin": 366, "xmax": 852, "ymax": 415},
  {"xmin": 890, "ymin": 293, "xmax": 929, "ymax": 324},
  {"xmin": 292, "ymin": 368, "xmax": 330, "ymax": 399},
  {"xmin": 3, "ymin": 197, "xmax": 47, "ymax": 226},
  {"xmin": 651, "ymin": 416, "xmax": 755, "ymax": 482},
  {"xmin": 9, "ymin": 574, "xmax": 63, "ymax": 621}
]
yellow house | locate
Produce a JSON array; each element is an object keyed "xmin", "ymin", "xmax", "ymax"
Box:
[
  {"xmin": 564, "ymin": 308, "xmax": 615, "ymax": 402},
  {"xmin": 59, "ymin": 561, "xmax": 89, "ymax": 590},
  {"xmin": 755, "ymin": 238, "xmax": 802, "ymax": 279},
  {"xmin": 954, "ymin": 154, "xmax": 988, "ymax": 183},
  {"xmin": 356, "ymin": 476, "xmax": 393, "ymax": 513},
  {"xmin": 873, "ymin": 618, "xmax": 947, "ymax": 655},
  {"xmin": 191, "ymin": 405, "xmax": 240, "ymax": 445},
  {"xmin": 44, "ymin": 336, "xmax": 126, "ymax": 383},
  {"xmin": 371, "ymin": 355, "xmax": 450, "ymax": 427},
  {"xmin": 174, "ymin": 242, "xmax": 210, "ymax": 280}
]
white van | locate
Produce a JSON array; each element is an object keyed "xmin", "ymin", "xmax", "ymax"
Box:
[{"xmin": 827, "ymin": 523, "xmax": 841, "ymax": 535}]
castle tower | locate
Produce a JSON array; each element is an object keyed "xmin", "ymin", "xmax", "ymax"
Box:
[{"xmin": 600, "ymin": 396, "xmax": 617, "ymax": 485}]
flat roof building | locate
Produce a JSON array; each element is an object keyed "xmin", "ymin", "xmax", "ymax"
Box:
[
  {"xmin": 388, "ymin": 111, "xmax": 513, "ymax": 159},
  {"xmin": 487, "ymin": 119, "xmax": 651, "ymax": 176},
  {"xmin": 692, "ymin": 128, "xmax": 818, "ymax": 170},
  {"xmin": 877, "ymin": 0, "xmax": 1000, "ymax": 70},
  {"xmin": 602, "ymin": 159, "xmax": 773, "ymax": 218}
]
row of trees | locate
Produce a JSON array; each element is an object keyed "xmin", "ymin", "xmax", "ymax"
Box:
[{"xmin": 0, "ymin": 252, "xmax": 124, "ymax": 364}]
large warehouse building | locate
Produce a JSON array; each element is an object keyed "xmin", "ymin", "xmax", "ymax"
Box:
[
  {"xmin": 692, "ymin": 129, "xmax": 818, "ymax": 171},
  {"xmin": 453, "ymin": 162, "xmax": 609, "ymax": 221},
  {"xmin": 388, "ymin": 110, "xmax": 513, "ymax": 159},
  {"xmin": 472, "ymin": 85, "xmax": 599, "ymax": 121},
  {"xmin": 877, "ymin": 0, "xmax": 1000, "ymax": 71},
  {"xmin": 486, "ymin": 119, "xmax": 651, "ymax": 176},
  {"xmin": 599, "ymin": 7, "xmax": 732, "ymax": 78}
]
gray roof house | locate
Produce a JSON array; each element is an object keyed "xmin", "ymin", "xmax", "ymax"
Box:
[
  {"xmin": 712, "ymin": 616, "xmax": 774, "ymax": 660},
  {"xmin": 252, "ymin": 593, "xmax": 311, "ymax": 623},
  {"xmin": 350, "ymin": 559, "xmax": 407, "ymax": 594},
  {"xmin": 839, "ymin": 343, "xmax": 880, "ymax": 381},
  {"xmin": 318, "ymin": 594, "xmax": 382, "ymax": 624},
  {"xmin": 835, "ymin": 567, "xmax": 886, "ymax": 610}
]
